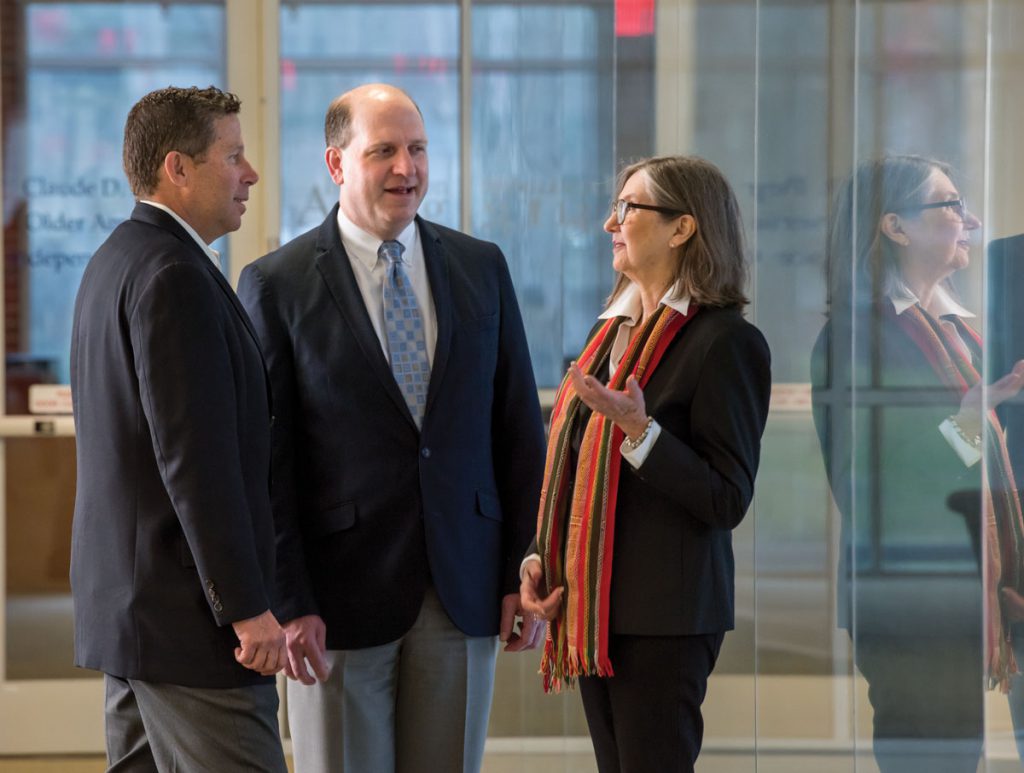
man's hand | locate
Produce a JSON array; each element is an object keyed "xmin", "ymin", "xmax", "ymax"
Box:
[
  {"xmin": 499, "ymin": 592, "xmax": 546, "ymax": 653},
  {"xmin": 232, "ymin": 609, "xmax": 287, "ymax": 676},
  {"xmin": 520, "ymin": 558, "xmax": 563, "ymax": 621},
  {"xmin": 282, "ymin": 614, "xmax": 331, "ymax": 685}
]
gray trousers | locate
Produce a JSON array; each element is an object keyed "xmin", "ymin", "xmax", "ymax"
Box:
[
  {"xmin": 287, "ymin": 588, "xmax": 500, "ymax": 773},
  {"xmin": 104, "ymin": 674, "xmax": 287, "ymax": 773}
]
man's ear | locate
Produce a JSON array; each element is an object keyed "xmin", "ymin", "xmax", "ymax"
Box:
[
  {"xmin": 668, "ymin": 214, "xmax": 697, "ymax": 249},
  {"xmin": 879, "ymin": 212, "xmax": 910, "ymax": 247},
  {"xmin": 162, "ymin": 151, "xmax": 189, "ymax": 189},
  {"xmin": 325, "ymin": 146, "xmax": 344, "ymax": 186}
]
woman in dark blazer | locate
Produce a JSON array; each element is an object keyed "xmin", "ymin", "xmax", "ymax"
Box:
[{"xmin": 521, "ymin": 155, "xmax": 771, "ymax": 773}]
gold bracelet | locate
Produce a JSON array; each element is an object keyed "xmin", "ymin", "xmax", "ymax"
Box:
[
  {"xmin": 948, "ymin": 415, "xmax": 982, "ymax": 449},
  {"xmin": 623, "ymin": 417, "xmax": 654, "ymax": 451}
]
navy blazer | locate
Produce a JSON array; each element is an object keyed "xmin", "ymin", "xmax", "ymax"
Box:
[
  {"xmin": 237, "ymin": 207, "xmax": 546, "ymax": 649},
  {"xmin": 70, "ymin": 203, "xmax": 276, "ymax": 688}
]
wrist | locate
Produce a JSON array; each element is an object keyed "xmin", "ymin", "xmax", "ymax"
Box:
[
  {"xmin": 950, "ymin": 412, "xmax": 982, "ymax": 448},
  {"xmin": 623, "ymin": 416, "xmax": 654, "ymax": 451}
]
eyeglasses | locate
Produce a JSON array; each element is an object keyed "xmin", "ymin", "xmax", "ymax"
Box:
[
  {"xmin": 612, "ymin": 199, "xmax": 686, "ymax": 225},
  {"xmin": 894, "ymin": 198, "xmax": 969, "ymax": 222}
]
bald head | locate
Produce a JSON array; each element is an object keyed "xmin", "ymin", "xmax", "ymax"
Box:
[
  {"xmin": 324, "ymin": 83, "xmax": 423, "ymax": 149},
  {"xmin": 322, "ymin": 82, "xmax": 429, "ymax": 240}
]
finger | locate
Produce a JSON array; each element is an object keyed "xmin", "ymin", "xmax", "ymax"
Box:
[
  {"xmin": 288, "ymin": 644, "xmax": 315, "ymax": 685},
  {"xmin": 235, "ymin": 642, "xmax": 255, "ymax": 667},
  {"xmin": 503, "ymin": 630, "xmax": 526, "ymax": 653},
  {"xmin": 308, "ymin": 646, "xmax": 332, "ymax": 683},
  {"xmin": 538, "ymin": 587, "xmax": 564, "ymax": 619}
]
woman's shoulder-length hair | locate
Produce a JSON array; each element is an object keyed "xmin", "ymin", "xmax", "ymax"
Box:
[{"xmin": 608, "ymin": 155, "xmax": 750, "ymax": 309}]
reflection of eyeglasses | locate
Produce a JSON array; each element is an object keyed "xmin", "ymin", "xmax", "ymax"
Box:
[
  {"xmin": 895, "ymin": 198, "xmax": 969, "ymax": 221},
  {"xmin": 613, "ymin": 199, "xmax": 686, "ymax": 225}
]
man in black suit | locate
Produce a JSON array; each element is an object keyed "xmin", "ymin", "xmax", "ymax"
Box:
[
  {"xmin": 70, "ymin": 86, "xmax": 288, "ymax": 772},
  {"xmin": 237, "ymin": 83, "xmax": 546, "ymax": 772}
]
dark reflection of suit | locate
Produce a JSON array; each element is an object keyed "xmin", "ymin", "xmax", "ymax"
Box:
[
  {"xmin": 70, "ymin": 202, "xmax": 277, "ymax": 686},
  {"xmin": 239, "ymin": 206, "xmax": 544, "ymax": 646},
  {"xmin": 812, "ymin": 301, "xmax": 984, "ymax": 773}
]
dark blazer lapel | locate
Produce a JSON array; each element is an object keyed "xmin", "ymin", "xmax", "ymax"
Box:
[
  {"xmin": 130, "ymin": 202, "xmax": 274, "ymax": 411},
  {"xmin": 313, "ymin": 206, "xmax": 414, "ymax": 424},
  {"xmin": 417, "ymin": 217, "xmax": 452, "ymax": 419}
]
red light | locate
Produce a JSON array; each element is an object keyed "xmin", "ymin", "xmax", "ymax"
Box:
[{"xmin": 616, "ymin": 0, "xmax": 655, "ymax": 37}]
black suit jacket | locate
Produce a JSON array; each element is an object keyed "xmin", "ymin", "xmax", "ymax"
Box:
[
  {"xmin": 70, "ymin": 203, "xmax": 276, "ymax": 687},
  {"xmin": 533, "ymin": 306, "xmax": 770, "ymax": 635},
  {"xmin": 606, "ymin": 307, "xmax": 770, "ymax": 635},
  {"xmin": 237, "ymin": 207, "xmax": 546, "ymax": 648}
]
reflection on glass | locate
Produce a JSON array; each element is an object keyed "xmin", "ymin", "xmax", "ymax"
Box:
[
  {"xmin": 472, "ymin": 4, "xmax": 614, "ymax": 387},
  {"xmin": 279, "ymin": 3, "xmax": 460, "ymax": 243},
  {"xmin": 812, "ymin": 155, "xmax": 1021, "ymax": 772},
  {"xmin": 1, "ymin": 1, "xmax": 225, "ymax": 684},
  {"xmin": 4, "ymin": 437, "xmax": 80, "ymax": 679},
  {"xmin": 1, "ymin": 1, "xmax": 225, "ymax": 414}
]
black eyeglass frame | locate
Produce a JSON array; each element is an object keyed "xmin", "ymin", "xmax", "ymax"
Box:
[
  {"xmin": 613, "ymin": 199, "xmax": 686, "ymax": 225},
  {"xmin": 892, "ymin": 198, "xmax": 968, "ymax": 221}
]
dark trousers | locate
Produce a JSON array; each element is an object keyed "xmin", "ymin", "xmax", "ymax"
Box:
[
  {"xmin": 104, "ymin": 674, "xmax": 287, "ymax": 773},
  {"xmin": 579, "ymin": 631, "xmax": 724, "ymax": 773},
  {"xmin": 855, "ymin": 634, "xmax": 983, "ymax": 773}
]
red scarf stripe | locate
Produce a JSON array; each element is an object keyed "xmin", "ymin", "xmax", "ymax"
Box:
[
  {"xmin": 894, "ymin": 303, "xmax": 1024, "ymax": 691},
  {"xmin": 537, "ymin": 303, "xmax": 698, "ymax": 690}
]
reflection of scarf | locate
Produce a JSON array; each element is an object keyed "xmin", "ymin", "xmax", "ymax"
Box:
[
  {"xmin": 896, "ymin": 303, "xmax": 1024, "ymax": 692},
  {"xmin": 537, "ymin": 303, "xmax": 698, "ymax": 692}
]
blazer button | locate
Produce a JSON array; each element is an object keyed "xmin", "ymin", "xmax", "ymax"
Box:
[
  {"xmin": 421, "ymin": 447, "xmax": 431, "ymax": 459},
  {"xmin": 206, "ymin": 580, "xmax": 215, "ymax": 589},
  {"xmin": 213, "ymin": 602, "xmax": 224, "ymax": 612}
]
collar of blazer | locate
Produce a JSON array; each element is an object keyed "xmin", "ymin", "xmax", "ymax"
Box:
[
  {"xmin": 312, "ymin": 203, "xmax": 453, "ymax": 432},
  {"xmin": 130, "ymin": 202, "xmax": 272, "ymax": 410}
]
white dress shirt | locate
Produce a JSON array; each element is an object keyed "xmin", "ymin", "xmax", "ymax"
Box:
[
  {"xmin": 335, "ymin": 207, "xmax": 437, "ymax": 367},
  {"xmin": 598, "ymin": 282, "xmax": 693, "ymax": 468},
  {"xmin": 140, "ymin": 199, "xmax": 221, "ymax": 266}
]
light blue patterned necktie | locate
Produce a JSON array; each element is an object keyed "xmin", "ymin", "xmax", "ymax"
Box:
[{"xmin": 380, "ymin": 239, "xmax": 430, "ymax": 427}]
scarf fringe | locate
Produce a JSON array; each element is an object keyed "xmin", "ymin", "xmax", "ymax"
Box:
[{"xmin": 536, "ymin": 305, "xmax": 697, "ymax": 694}]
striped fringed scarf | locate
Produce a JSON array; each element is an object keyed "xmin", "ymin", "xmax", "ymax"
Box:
[
  {"xmin": 895, "ymin": 303, "xmax": 1024, "ymax": 693},
  {"xmin": 537, "ymin": 303, "xmax": 698, "ymax": 692}
]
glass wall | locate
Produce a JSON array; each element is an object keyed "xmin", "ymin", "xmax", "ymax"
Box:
[{"xmin": 5, "ymin": 0, "xmax": 1024, "ymax": 769}]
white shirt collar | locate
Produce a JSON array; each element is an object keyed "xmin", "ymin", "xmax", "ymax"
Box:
[
  {"xmin": 139, "ymin": 200, "xmax": 221, "ymax": 265},
  {"xmin": 599, "ymin": 281, "xmax": 692, "ymax": 322},
  {"xmin": 889, "ymin": 282, "xmax": 975, "ymax": 319},
  {"xmin": 335, "ymin": 206, "xmax": 418, "ymax": 269}
]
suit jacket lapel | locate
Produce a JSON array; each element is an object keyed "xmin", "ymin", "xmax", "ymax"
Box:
[
  {"xmin": 132, "ymin": 202, "xmax": 276, "ymax": 411},
  {"xmin": 418, "ymin": 217, "xmax": 452, "ymax": 420},
  {"xmin": 313, "ymin": 206, "xmax": 415, "ymax": 425}
]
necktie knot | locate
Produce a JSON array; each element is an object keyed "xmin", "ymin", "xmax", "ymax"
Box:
[{"xmin": 379, "ymin": 240, "xmax": 405, "ymax": 266}]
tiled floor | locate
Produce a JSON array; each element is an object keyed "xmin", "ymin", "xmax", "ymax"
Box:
[{"xmin": 3, "ymin": 751, "xmax": 1024, "ymax": 772}]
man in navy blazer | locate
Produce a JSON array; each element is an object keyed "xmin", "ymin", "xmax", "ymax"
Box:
[
  {"xmin": 237, "ymin": 83, "xmax": 546, "ymax": 772},
  {"xmin": 70, "ymin": 86, "xmax": 287, "ymax": 772}
]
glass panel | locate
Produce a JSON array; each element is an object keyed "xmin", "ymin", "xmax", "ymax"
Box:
[
  {"xmin": 278, "ymin": 1, "xmax": 460, "ymax": 243},
  {"xmin": 1, "ymin": 0, "xmax": 226, "ymax": 682},
  {"xmin": 983, "ymin": 0, "xmax": 1024, "ymax": 765},
  {"xmin": 1, "ymin": 0, "xmax": 226, "ymax": 414},
  {"xmin": 472, "ymin": 1, "xmax": 614, "ymax": 754},
  {"xmin": 809, "ymin": 2, "xmax": 997, "ymax": 770},
  {"xmin": 471, "ymin": 3, "xmax": 614, "ymax": 388},
  {"xmin": 4, "ymin": 437, "xmax": 79, "ymax": 680}
]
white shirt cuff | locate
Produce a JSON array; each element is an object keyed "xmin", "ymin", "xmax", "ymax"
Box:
[
  {"xmin": 938, "ymin": 417, "xmax": 982, "ymax": 468},
  {"xmin": 519, "ymin": 553, "xmax": 541, "ymax": 581},
  {"xmin": 620, "ymin": 420, "xmax": 662, "ymax": 468}
]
